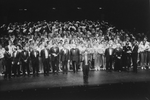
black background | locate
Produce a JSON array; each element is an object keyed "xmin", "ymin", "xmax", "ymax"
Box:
[{"xmin": 0, "ymin": 0, "xmax": 149, "ymax": 33}]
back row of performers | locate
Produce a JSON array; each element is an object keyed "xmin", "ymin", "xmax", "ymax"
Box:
[{"xmin": 1, "ymin": 37, "xmax": 150, "ymax": 79}]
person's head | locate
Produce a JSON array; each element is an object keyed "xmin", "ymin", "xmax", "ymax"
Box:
[
  {"xmin": 84, "ymin": 49, "xmax": 88, "ymax": 55},
  {"xmin": 144, "ymin": 37, "xmax": 147, "ymax": 41},
  {"xmin": 44, "ymin": 44, "xmax": 47, "ymax": 49},
  {"xmin": 72, "ymin": 44, "xmax": 76, "ymax": 48},
  {"xmin": 116, "ymin": 43, "xmax": 121, "ymax": 49},
  {"xmin": 16, "ymin": 45, "xmax": 20, "ymax": 50},
  {"xmin": 109, "ymin": 40, "xmax": 113, "ymax": 47},
  {"xmin": 126, "ymin": 42, "xmax": 129, "ymax": 46},
  {"xmin": 133, "ymin": 40, "xmax": 138, "ymax": 46},
  {"xmin": 13, "ymin": 47, "xmax": 17, "ymax": 51},
  {"xmin": 23, "ymin": 46, "xmax": 27, "ymax": 50}
]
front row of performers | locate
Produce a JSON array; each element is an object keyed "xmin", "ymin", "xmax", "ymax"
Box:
[{"xmin": 1, "ymin": 39, "xmax": 141, "ymax": 83}]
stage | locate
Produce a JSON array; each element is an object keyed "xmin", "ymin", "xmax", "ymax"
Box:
[{"xmin": 0, "ymin": 69, "xmax": 150, "ymax": 100}]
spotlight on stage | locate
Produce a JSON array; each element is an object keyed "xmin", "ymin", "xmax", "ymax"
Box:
[
  {"xmin": 77, "ymin": 7, "xmax": 81, "ymax": 10},
  {"xmin": 99, "ymin": 7, "xmax": 102, "ymax": 10},
  {"xmin": 52, "ymin": 7, "xmax": 56, "ymax": 10}
]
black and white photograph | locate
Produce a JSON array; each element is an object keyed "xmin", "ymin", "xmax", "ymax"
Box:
[{"xmin": 0, "ymin": 0, "xmax": 149, "ymax": 100}]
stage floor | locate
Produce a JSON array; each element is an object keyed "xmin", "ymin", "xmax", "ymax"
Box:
[{"xmin": 0, "ymin": 69, "xmax": 150, "ymax": 92}]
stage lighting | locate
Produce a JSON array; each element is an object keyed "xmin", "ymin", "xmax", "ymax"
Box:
[
  {"xmin": 99, "ymin": 7, "xmax": 102, "ymax": 10},
  {"xmin": 77, "ymin": 7, "xmax": 81, "ymax": 10}
]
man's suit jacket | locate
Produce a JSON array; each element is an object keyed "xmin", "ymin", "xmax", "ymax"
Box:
[
  {"xmin": 4, "ymin": 51, "xmax": 12, "ymax": 65},
  {"xmin": 105, "ymin": 48, "xmax": 115, "ymax": 61},
  {"xmin": 50, "ymin": 47, "xmax": 59, "ymax": 62},
  {"xmin": 70, "ymin": 48, "xmax": 80, "ymax": 62},
  {"xmin": 12, "ymin": 51, "xmax": 21, "ymax": 64},
  {"xmin": 21, "ymin": 50, "xmax": 29, "ymax": 63},
  {"xmin": 132, "ymin": 45, "xmax": 138, "ymax": 54},
  {"xmin": 82, "ymin": 52, "xmax": 91, "ymax": 66},
  {"xmin": 41, "ymin": 48, "xmax": 50, "ymax": 62},
  {"xmin": 114, "ymin": 48, "xmax": 122, "ymax": 59},
  {"xmin": 131, "ymin": 45, "xmax": 138, "ymax": 59},
  {"xmin": 60, "ymin": 48, "xmax": 70, "ymax": 62},
  {"xmin": 123, "ymin": 45, "xmax": 132, "ymax": 54},
  {"xmin": 30, "ymin": 50, "xmax": 39, "ymax": 63}
]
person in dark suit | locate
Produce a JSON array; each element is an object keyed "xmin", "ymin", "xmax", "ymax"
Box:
[
  {"xmin": 4, "ymin": 46, "xmax": 12, "ymax": 79},
  {"xmin": 21, "ymin": 46, "xmax": 30, "ymax": 76},
  {"xmin": 70, "ymin": 44, "xmax": 80, "ymax": 73},
  {"xmin": 105, "ymin": 40, "xmax": 115, "ymax": 72},
  {"xmin": 50, "ymin": 44, "xmax": 59, "ymax": 74},
  {"xmin": 30, "ymin": 47, "xmax": 39, "ymax": 76},
  {"xmin": 82, "ymin": 49, "xmax": 91, "ymax": 84},
  {"xmin": 60, "ymin": 45, "xmax": 70, "ymax": 74},
  {"xmin": 114, "ymin": 44, "xmax": 123, "ymax": 72},
  {"xmin": 123, "ymin": 41, "xmax": 132, "ymax": 72},
  {"xmin": 12, "ymin": 45, "xmax": 21, "ymax": 77},
  {"xmin": 131, "ymin": 40, "xmax": 139, "ymax": 73},
  {"xmin": 41, "ymin": 45, "xmax": 50, "ymax": 76}
]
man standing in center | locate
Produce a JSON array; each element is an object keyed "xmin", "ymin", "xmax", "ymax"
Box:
[
  {"xmin": 70, "ymin": 44, "xmax": 80, "ymax": 73},
  {"xmin": 82, "ymin": 49, "xmax": 91, "ymax": 84}
]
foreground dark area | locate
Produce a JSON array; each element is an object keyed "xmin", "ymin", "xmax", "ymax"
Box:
[
  {"xmin": 0, "ymin": 69, "xmax": 150, "ymax": 100},
  {"xmin": 1, "ymin": 82, "xmax": 150, "ymax": 100}
]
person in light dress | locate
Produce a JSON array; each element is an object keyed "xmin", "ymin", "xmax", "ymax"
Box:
[{"xmin": 0, "ymin": 44, "xmax": 5, "ymax": 76}]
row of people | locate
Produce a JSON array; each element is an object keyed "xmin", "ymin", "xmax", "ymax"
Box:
[{"xmin": 1, "ymin": 38, "xmax": 148, "ymax": 79}]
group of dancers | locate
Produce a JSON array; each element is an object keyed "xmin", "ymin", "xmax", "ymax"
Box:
[{"xmin": 0, "ymin": 20, "xmax": 149, "ymax": 83}]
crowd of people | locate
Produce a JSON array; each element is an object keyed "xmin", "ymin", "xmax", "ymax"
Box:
[{"xmin": 0, "ymin": 20, "xmax": 149, "ymax": 83}]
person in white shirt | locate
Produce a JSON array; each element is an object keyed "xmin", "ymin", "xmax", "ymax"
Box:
[
  {"xmin": 147, "ymin": 43, "xmax": 150, "ymax": 69},
  {"xmin": 0, "ymin": 44, "xmax": 5, "ymax": 76},
  {"xmin": 143, "ymin": 37, "xmax": 149, "ymax": 69},
  {"xmin": 139, "ymin": 37, "xmax": 149, "ymax": 69},
  {"xmin": 139, "ymin": 41, "xmax": 145, "ymax": 69}
]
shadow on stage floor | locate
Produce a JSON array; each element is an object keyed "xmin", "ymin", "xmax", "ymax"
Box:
[{"xmin": 0, "ymin": 69, "xmax": 150, "ymax": 100}]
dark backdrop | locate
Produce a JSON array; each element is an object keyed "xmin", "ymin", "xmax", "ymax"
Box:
[{"xmin": 0, "ymin": 0, "xmax": 149, "ymax": 33}]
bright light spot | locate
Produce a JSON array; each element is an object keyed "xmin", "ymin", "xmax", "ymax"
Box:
[
  {"xmin": 52, "ymin": 7, "xmax": 56, "ymax": 10},
  {"xmin": 77, "ymin": 7, "xmax": 81, "ymax": 9},
  {"xmin": 99, "ymin": 7, "xmax": 102, "ymax": 9}
]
